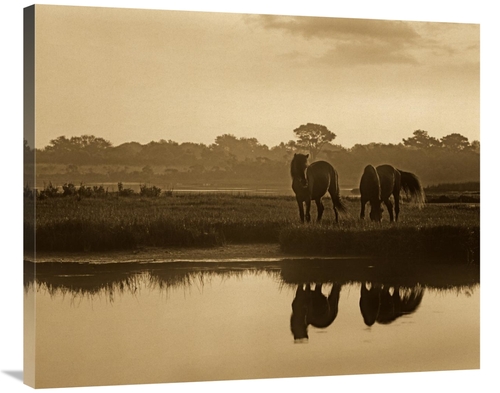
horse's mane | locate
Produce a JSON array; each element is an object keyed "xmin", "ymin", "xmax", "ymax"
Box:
[{"xmin": 290, "ymin": 154, "xmax": 308, "ymax": 179}]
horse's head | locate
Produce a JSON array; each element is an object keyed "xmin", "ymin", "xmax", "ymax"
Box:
[
  {"xmin": 360, "ymin": 282, "xmax": 382, "ymax": 327},
  {"xmin": 291, "ymin": 318, "xmax": 309, "ymax": 342},
  {"xmin": 369, "ymin": 204, "xmax": 383, "ymax": 222},
  {"xmin": 291, "ymin": 284, "xmax": 311, "ymax": 341},
  {"xmin": 291, "ymin": 153, "xmax": 309, "ymax": 186}
]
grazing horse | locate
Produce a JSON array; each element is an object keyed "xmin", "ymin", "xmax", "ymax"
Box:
[
  {"xmin": 359, "ymin": 165, "xmax": 383, "ymax": 221},
  {"xmin": 360, "ymin": 164, "xmax": 425, "ymax": 222},
  {"xmin": 290, "ymin": 153, "xmax": 346, "ymax": 223}
]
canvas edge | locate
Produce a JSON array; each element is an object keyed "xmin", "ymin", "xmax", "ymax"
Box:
[{"xmin": 23, "ymin": 4, "xmax": 36, "ymax": 388}]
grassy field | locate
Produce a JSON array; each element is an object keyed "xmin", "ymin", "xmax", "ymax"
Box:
[{"xmin": 24, "ymin": 192, "xmax": 479, "ymax": 263}]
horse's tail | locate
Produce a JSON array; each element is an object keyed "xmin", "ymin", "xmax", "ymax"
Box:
[
  {"xmin": 360, "ymin": 165, "xmax": 381, "ymax": 200},
  {"xmin": 332, "ymin": 191, "xmax": 347, "ymax": 213},
  {"xmin": 330, "ymin": 169, "xmax": 348, "ymax": 214},
  {"xmin": 398, "ymin": 169, "xmax": 426, "ymax": 208}
]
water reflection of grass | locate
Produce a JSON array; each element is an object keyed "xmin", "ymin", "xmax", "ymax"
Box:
[
  {"xmin": 24, "ymin": 265, "xmax": 144, "ymax": 302},
  {"xmin": 279, "ymin": 259, "xmax": 479, "ymax": 290},
  {"xmin": 24, "ymin": 260, "xmax": 479, "ymax": 299},
  {"xmin": 24, "ymin": 261, "xmax": 282, "ymax": 300},
  {"xmin": 25, "ymin": 194, "xmax": 479, "ymax": 262}
]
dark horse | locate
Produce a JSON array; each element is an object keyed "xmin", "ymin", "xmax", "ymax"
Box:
[
  {"xmin": 291, "ymin": 153, "xmax": 346, "ymax": 223},
  {"xmin": 359, "ymin": 282, "xmax": 424, "ymax": 326},
  {"xmin": 360, "ymin": 164, "xmax": 425, "ymax": 222},
  {"xmin": 290, "ymin": 283, "xmax": 342, "ymax": 341}
]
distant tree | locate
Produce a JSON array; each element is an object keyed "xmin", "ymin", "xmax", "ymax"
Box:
[
  {"xmin": 44, "ymin": 136, "xmax": 73, "ymax": 152},
  {"xmin": 440, "ymin": 133, "xmax": 471, "ymax": 151},
  {"xmin": 275, "ymin": 140, "xmax": 298, "ymax": 152},
  {"xmin": 73, "ymin": 135, "xmax": 112, "ymax": 150},
  {"xmin": 212, "ymin": 134, "xmax": 269, "ymax": 160},
  {"xmin": 158, "ymin": 139, "xmax": 179, "ymax": 146},
  {"xmin": 105, "ymin": 142, "xmax": 144, "ymax": 165},
  {"xmin": 269, "ymin": 140, "xmax": 298, "ymax": 161},
  {"xmin": 403, "ymin": 130, "xmax": 442, "ymax": 149},
  {"xmin": 471, "ymin": 140, "xmax": 480, "ymax": 153},
  {"xmin": 293, "ymin": 123, "xmax": 336, "ymax": 160},
  {"xmin": 45, "ymin": 135, "xmax": 112, "ymax": 152},
  {"xmin": 213, "ymin": 134, "xmax": 240, "ymax": 153},
  {"xmin": 179, "ymin": 142, "xmax": 206, "ymax": 160},
  {"xmin": 320, "ymin": 142, "xmax": 346, "ymax": 153}
]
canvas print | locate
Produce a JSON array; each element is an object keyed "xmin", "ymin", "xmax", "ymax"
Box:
[{"xmin": 23, "ymin": 4, "xmax": 480, "ymax": 389}]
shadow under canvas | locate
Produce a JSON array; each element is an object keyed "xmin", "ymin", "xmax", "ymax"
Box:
[{"xmin": 2, "ymin": 370, "xmax": 24, "ymax": 382}]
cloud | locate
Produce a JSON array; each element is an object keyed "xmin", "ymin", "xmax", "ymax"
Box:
[
  {"xmin": 247, "ymin": 15, "xmax": 478, "ymax": 69},
  {"xmin": 249, "ymin": 15, "xmax": 421, "ymax": 66},
  {"xmin": 324, "ymin": 41, "xmax": 419, "ymax": 66},
  {"xmin": 256, "ymin": 15, "xmax": 420, "ymax": 44}
]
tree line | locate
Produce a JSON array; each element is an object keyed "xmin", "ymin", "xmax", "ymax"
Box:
[{"xmin": 26, "ymin": 125, "xmax": 480, "ymax": 188}]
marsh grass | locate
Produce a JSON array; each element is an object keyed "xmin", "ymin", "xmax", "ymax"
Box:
[
  {"xmin": 25, "ymin": 193, "xmax": 479, "ymax": 261},
  {"xmin": 279, "ymin": 224, "xmax": 479, "ymax": 262},
  {"xmin": 27, "ymin": 193, "xmax": 297, "ymax": 252},
  {"xmin": 280, "ymin": 201, "xmax": 479, "ymax": 262}
]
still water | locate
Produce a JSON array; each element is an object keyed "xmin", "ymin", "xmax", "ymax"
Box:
[{"xmin": 24, "ymin": 260, "xmax": 479, "ymax": 388}]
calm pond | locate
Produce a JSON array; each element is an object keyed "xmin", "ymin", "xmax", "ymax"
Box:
[{"xmin": 24, "ymin": 259, "xmax": 479, "ymax": 388}]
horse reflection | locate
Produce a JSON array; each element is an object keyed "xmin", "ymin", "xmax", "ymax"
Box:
[
  {"xmin": 359, "ymin": 282, "xmax": 424, "ymax": 326},
  {"xmin": 290, "ymin": 283, "xmax": 341, "ymax": 341}
]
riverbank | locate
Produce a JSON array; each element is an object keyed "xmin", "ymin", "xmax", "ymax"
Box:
[
  {"xmin": 24, "ymin": 243, "xmax": 479, "ymax": 294},
  {"xmin": 25, "ymin": 244, "xmax": 288, "ymax": 264}
]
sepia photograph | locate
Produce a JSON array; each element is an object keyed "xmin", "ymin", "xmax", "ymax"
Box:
[{"xmin": 2, "ymin": 1, "xmax": 498, "ymax": 392}]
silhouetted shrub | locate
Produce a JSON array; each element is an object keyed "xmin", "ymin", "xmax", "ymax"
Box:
[
  {"xmin": 117, "ymin": 182, "xmax": 134, "ymax": 197},
  {"xmin": 139, "ymin": 184, "xmax": 162, "ymax": 197},
  {"xmin": 38, "ymin": 182, "xmax": 59, "ymax": 199},
  {"xmin": 62, "ymin": 183, "xmax": 77, "ymax": 196}
]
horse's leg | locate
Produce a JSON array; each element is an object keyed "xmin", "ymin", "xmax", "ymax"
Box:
[
  {"xmin": 383, "ymin": 198, "xmax": 394, "ymax": 222},
  {"xmin": 393, "ymin": 173, "xmax": 401, "ymax": 222},
  {"xmin": 330, "ymin": 192, "xmax": 339, "ymax": 223},
  {"xmin": 360, "ymin": 197, "xmax": 367, "ymax": 220},
  {"xmin": 394, "ymin": 193, "xmax": 400, "ymax": 222},
  {"xmin": 327, "ymin": 182, "xmax": 340, "ymax": 223},
  {"xmin": 315, "ymin": 198, "xmax": 324, "ymax": 222},
  {"xmin": 305, "ymin": 198, "xmax": 312, "ymax": 223},
  {"xmin": 296, "ymin": 198, "xmax": 305, "ymax": 223},
  {"xmin": 327, "ymin": 283, "xmax": 342, "ymax": 319}
]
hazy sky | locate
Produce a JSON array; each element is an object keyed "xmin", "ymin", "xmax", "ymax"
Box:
[{"xmin": 33, "ymin": 4, "xmax": 479, "ymax": 149}]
